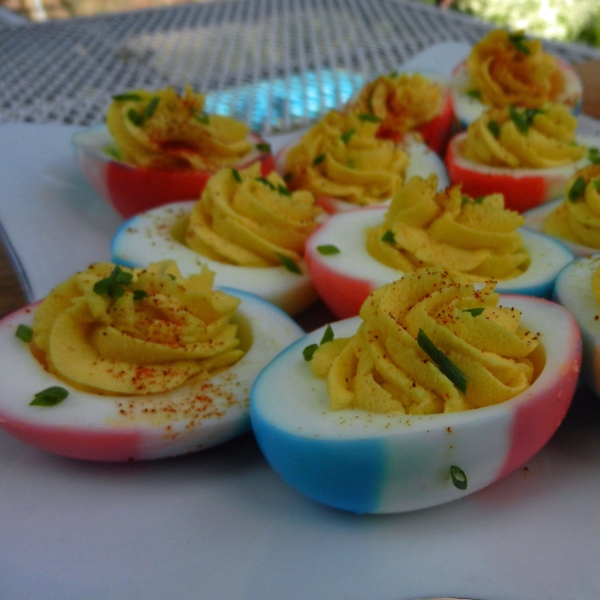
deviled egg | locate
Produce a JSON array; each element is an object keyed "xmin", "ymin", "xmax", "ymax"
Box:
[
  {"xmin": 251, "ymin": 268, "xmax": 581, "ymax": 513},
  {"xmin": 111, "ymin": 162, "xmax": 321, "ymax": 316},
  {"xmin": 305, "ymin": 176, "xmax": 573, "ymax": 318},
  {"xmin": 73, "ymin": 86, "xmax": 274, "ymax": 218},
  {"xmin": 0, "ymin": 261, "xmax": 303, "ymax": 461}
]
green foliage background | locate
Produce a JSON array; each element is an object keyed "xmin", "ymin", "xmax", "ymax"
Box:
[{"xmin": 434, "ymin": 0, "xmax": 600, "ymax": 47}]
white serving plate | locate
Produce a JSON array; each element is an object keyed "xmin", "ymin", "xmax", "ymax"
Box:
[{"xmin": 2, "ymin": 42, "xmax": 600, "ymax": 600}]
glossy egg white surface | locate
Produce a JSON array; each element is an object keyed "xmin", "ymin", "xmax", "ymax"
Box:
[
  {"xmin": 251, "ymin": 296, "xmax": 581, "ymax": 514},
  {"xmin": 275, "ymin": 134, "xmax": 449, "ymax": 213},
  {"xmin": 0, "ymin": 289, "xmax": 304, "ymax": 462},
  {"xmin": 305, "ymin": 206, "xmax": 574, "ymax": 318},
  {"xmin": 523, "ymin": 198, "xmax": 599, "ymax": 257},
  {"xmin": 450, "ymin": 60, "xmax": 583, "ymax": 128},
  {"xmin": 554, "ymin": 254, "xmax": 600, "ymax": 397},
  {"xmin": 111, "ymin": 200, "xmax": 318, "ymax": 316}
]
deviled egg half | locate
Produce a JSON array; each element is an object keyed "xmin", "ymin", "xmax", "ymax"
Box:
[
  {"xmin": 0, "ymin": 261, "xmax": 303, "ymax": 461},
  {"xmin": 73, "ymin": 86, "xmax": 274, "ymax": 218},
  {"xmin": 554, "ymin": 253, "xmax": 600, "ymax": 397},
  {"xmin": 450, "ymin": 29, "xmax": 582, "ymax": 128},
  {"xmin": 111, "ymin": 162, "xmax": 321, "ymax": 316},
  {"xmin": 305, "ymin": 175, "xmax": 573, "ymax": 318},
  {"xmin": 275, "ymin": 109, "xmax": 448, "ymax": 214},
  {"xmin": 251, "ymin": 268, "xmax": 581, "ymax": 513},
  {"xmin": 445, "ymin": 104, "xmax": 596, "ymax": 213}
]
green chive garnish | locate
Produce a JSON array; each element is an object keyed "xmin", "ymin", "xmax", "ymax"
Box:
[
  {"xmin": 569, "ymin": 176, "xmax": 587, "ymax": 201},
  {"xmin": 320, "ymin": 324, "xmax": 334, "ymax": 345},
  {"xmin": 312, "ymin": 154, "xmax": 326, "ymax": 167},
  {"xmin": 358, "ymin": 113, "xmax": 382, "ymax": 123},
  {"xmin": 256, "ymin": 176, "xmax": 275, "ymax": 190},
  {"xmin": 93, "ymin": 266, "xmax": 134, "ymax": 298},
  {"xmin": 127, "ymin": 109, "xmax": 144, "ymax": 127},
  {"xmin": 133, "ymin": 290, "xmax": 147, "ymax": 301},
  {"xmin": 417, "ymin": 328, "xmax": 467, "ymax": 394},
  {"xmin": 279, "ymin": 254, "xmax": 302, "ymax": 274},
  {"xmin": 15, "ymin": 324, "xmax": 33, "ymax": 343},
  {"xmin": 303, "ymin": 343, "xmax": 319, "ymax": 361},
  {"xmin": 317, "ymin": 245, "xmax": 340, "ymax": 255},
  {"xmin": 341, "ymin": 129, "xmax": 356, "ymax": 144},
  {"xmin": 196, "ymin": 113, "xmax": 210, "ymax": 125},
  {"xmin": 232, "ymin": 169, "xmax": 242, "ymax": 183},
  {"xmin": 508, "ymin": 105, "xmax": 529, "ymax": 134},
  {"xmin": 284, "ymin": 172, "xmax": 293, "ymax": 182},
  {"xmin": 594, "ymin": 180, "xmax": 600, "ymax": 191},
  {"xmin": 381, "ymin": 230, "xmax": 395, "ymax": 245},
  {"xmin": 487, "ymin": 120, "xmax": 500, "ymax": 138},
  {"xmin": 256, "ymin": 142, "xmax": 271, "ymax": 152},
  {"xmin": 450, "ymin": 465, "xmax": 468, "ymax": 490},
  {"xmin": 388, "ymin": 70, "xmax": 398, "ymax": 78},
  {"xmin": 30, "ymin": 386, "xmax": 69, "ymax": 407},
  {"xmin": 112, "ymin": 93, "xmax": 143, "ymax": 102},
  {"xmin": 277, "ymin": 184, "xmax": 291, "ymax": 197},
  {"xmin": 508, "ymin": 32, "xmax": 530, "ymax": 55},
  {"xmin": 143, "ymin": 96, "xmax": 160, "ymax": 120},
  {"xmin": 588, "ymin": 148, "xmax": 600, "ymax": 165},
  {"xmin": 466, "ymin": 89, "xmax": 482, "ymax": 99},
  {"xmin": 463, "ymin": 307, "xmax": 484, "ymax": 317}
]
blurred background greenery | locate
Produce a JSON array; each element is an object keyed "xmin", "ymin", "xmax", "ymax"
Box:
[{"xmin": 1, "ymin": 0, "xmax": 600, "ymax": 49}]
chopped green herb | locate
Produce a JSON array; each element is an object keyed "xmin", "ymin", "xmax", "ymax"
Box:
[
  {"xmin": 232, "ymin": 168, "xmax": 242, "ymax": 183},
  {"xmin": 320, "ymin": 324, "xmax": 334, "ymax": 345},
  {"xmin": 196, "ymin": 112, "xmax": 210, "ymax": 125},
  {"xmin": 466, "ymin": 89, "xmax": 482, "ymax": 100},
  {"xmin": 256, "ymin": 176, "xmax": 275, "ymax": 190},
  {"xmin": 133, "ymin": 290, "xmax": 147, "ymax": 301},
  {"xmin": 417, "ymin": 328, "xmax": 467, "ymax": 394},
  {"xmin": 358, "ymin": 113, "xmax": 382, "ymax": 123},
  {"xmin": 277, "ymin": 184, "xmax": 291, "ymax": 197},
  {"xmin": 15, "ymin": 324, "xmax": 33, "ymax": 343},
  {"xmin": 588, "ymin": 148, "xmax": 600, "ymax": 165},
  {"xmin": 112, "ymin": 93, "xmax": 143, "ymax": 102},
  {"xmin": 508, "ymin": 105, "xmax": 543, "ymax": 135},
  {"xmin": 508, "ymin": 32, "xmax": 530, "ymax": 55},
  {"xmin": 341, "ymin": 129, "xmax": 356, "ymax": 144},
  {"xmin": 303, "ymin": 343, "xmax": 319, "ymax": 361},
  {"xmin": 127, "ymin": 109, "xmax": 144, "ymax": 127},
  {"xmin": 474, "ymin": 196, "xmax": 485, "ymax": 204},
  {"xmin": 461, "ymin": 196, "xmax": 471, "ymax": 205},
  {"xmin": 312, "ymin": 154, "xmax": 326, "ymax": 167},
  {"xmin": 284, "ymin": 172, "xmax": 293, "ymax": 182},
  {"xmin": 168, "ymin": 274, "xmax": 177, "ymax": 280},
  {"xmin": 381, "ymin": 230, "xmax": 396, "ymax": 245},
  {"xmin": 317, "ymin": 244, "xmax": 341, "ymax": 255},
  {"xmin": 450, "ymin": 465, "xmax": 468, "ymax": 490},
  {"xmin": 568, "ymin": 176, "xmax": 587, "ymax": 201},
  {"xmin": 594, "ymin": 180, "xmax": 600, "ymax": 191},
  {"xmin": 463, "ymin": 307, "xmax": 485, "ymax": 317},
  {"xmin": 93, "ymin": 266, "xmax": 134, "ymax": 298},
  {"xmin": 487, "ymin": 120, "xmax": 500, "ymax": 138},
  {"xmin": 104, "ymin": 145, "xmax": 122, "ymax": 160},
  {"xmin": 278, "ymin": 254, "xmax": 302, "ymax": 274},
  {"xmin": 143, "ymin": 96, "xmax": 160, "ymax": 120},
  {"xmin": 256, "ymin": 142, "xmax": 271, "ymax": 153},
  {"xmin": 303, "ymin": 324, "xmax": 335, "ymax": 361},
  {"xmin": 388, "ymin": 70, "xmax": 398, "ymax": 78},
  {"xmin": 30, "ymin": 386, "xmax": 69, "ymax": 407}
]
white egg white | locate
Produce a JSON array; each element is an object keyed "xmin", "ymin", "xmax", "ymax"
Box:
[
  {"xmin": 110, "ymin": 200, "xmax": 318, "ymax": 316},
  {"xmin": 554, "ymin": 254, "xmax": 600, "ymax": 396},
  {"xmin": 306, "ymin": 206, "xmax": 574, "ymax": 305},
  {"xmin": 274, "ymin": 134, "xmax": 449, "ymax": 213},
  {"xmin": 250, "ymin": 296, "xmax": 581, "ymax": 513},
  {"xmin": 523, "ymin": 198, "xmax": 600, "ymax": 257},
  {"xmin": 0, "ymin": 289, "xmax": 304, "ymax": 461}
]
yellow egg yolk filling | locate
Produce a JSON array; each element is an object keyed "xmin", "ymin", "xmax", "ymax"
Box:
[
  {"xmin": 543, "ymin": 164, "xmax": 600, "ymax": 248},
  {"xmin": 348, "ymin": 72, "xmax": 443, "ymax": 143},
  {"xmin": 366, "ymin": 175, "xmax": 529, "ymax": 280},
  {"xmin": 310, "ymin": 268, "xmax": 540, "ymax": 414},
  {"xmin": 284, "ymin": 110, "xmax": 409, "ymax": 205},
  {"xmin": 106, "ymin": 85, "xmax": 253, "ymax": 171},
  {"xmin": 180, "ymin": 162, "xmax": 321, "ymax": 267},
  {"xmin": 462, "ymin": 103, "xmax": 585, "ymax": 169},
  {"xmin": 31, "ymin": 261, "xmax": 245, "ymax": 395},
  {"xmin": 466, "ymin": 29, "xmax": 564, "ymax": 109}
]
